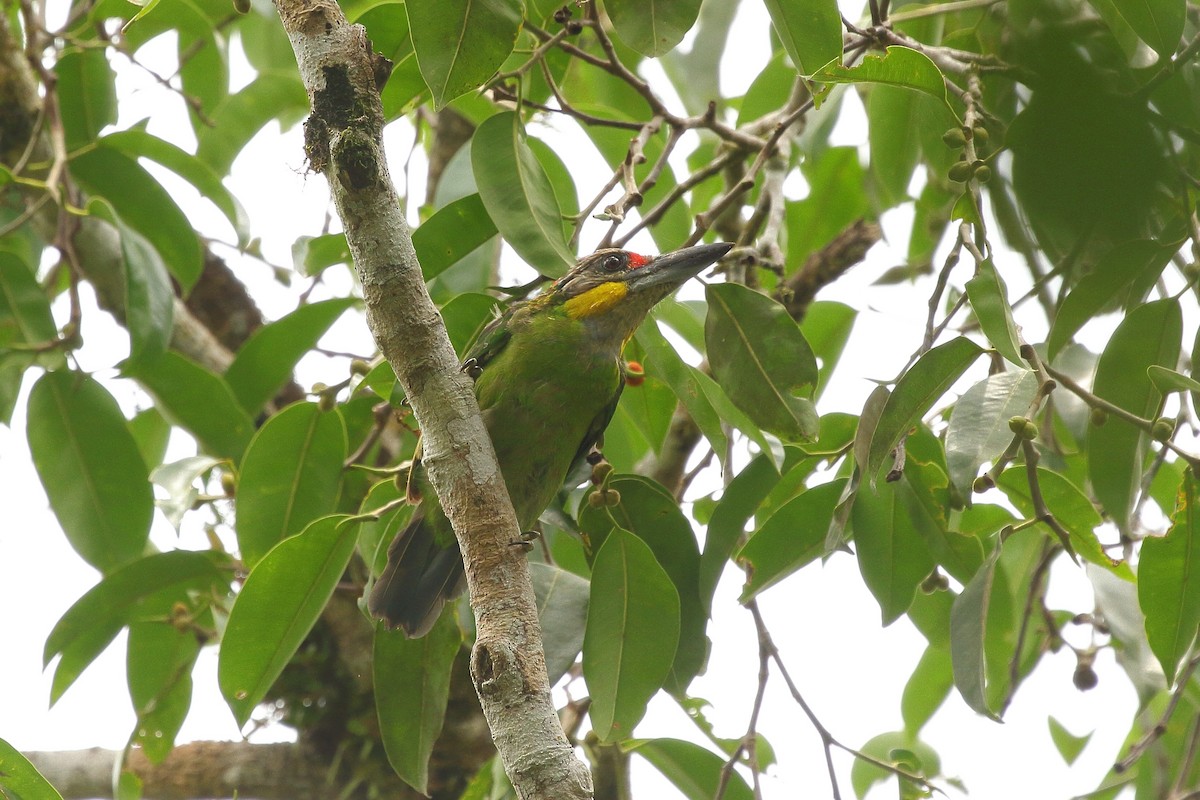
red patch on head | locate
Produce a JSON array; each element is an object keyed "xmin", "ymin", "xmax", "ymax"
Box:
[{"xmin": 627, "ymin": 253, "xmax": 650, "ymax": 269}]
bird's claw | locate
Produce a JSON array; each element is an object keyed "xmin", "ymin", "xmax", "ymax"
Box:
[
  {"xmin": 509, "ymin": 530, "xmax": 540, "ymax": 552},
  {"xmin": 462, "ymin": 357, "xmax": 483, "ymax": 380}
]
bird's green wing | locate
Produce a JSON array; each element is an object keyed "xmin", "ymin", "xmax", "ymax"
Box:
[
  {"xmin": 461, "ymin": 302, "xmax": 516, "ymax": 374},
  {"xmin": 571, "ymin": 374, "xmax": 625, "ymax": 467}
]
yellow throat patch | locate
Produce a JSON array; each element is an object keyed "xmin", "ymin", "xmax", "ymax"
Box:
[{"xmin": 563, "ymin": 281, "xmax": 628, "ymax": 319}]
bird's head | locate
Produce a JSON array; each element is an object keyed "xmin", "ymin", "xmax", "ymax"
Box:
[{"xmin": 548, "ymin": 241, "xmax": 733, "ymax": 348}]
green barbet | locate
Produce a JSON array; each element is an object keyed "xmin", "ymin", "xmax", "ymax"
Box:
[{"xmin": 368, "ymin": 241, "xmax": 733, "ymax": 636}]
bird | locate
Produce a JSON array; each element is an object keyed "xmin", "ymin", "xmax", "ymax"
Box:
[{"xmin": 368, "ymin": 240, "xmax": 733, "ymax": 636}]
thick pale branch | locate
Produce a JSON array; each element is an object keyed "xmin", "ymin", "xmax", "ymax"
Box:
[{"xmin": 270, "ymin": 2, "xmax": 591, "ymax": 798}]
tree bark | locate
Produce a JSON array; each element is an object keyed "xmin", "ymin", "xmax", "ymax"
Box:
[{"xmin": 271, "ymin": 2, "xmax": 592, "ymax": 798}]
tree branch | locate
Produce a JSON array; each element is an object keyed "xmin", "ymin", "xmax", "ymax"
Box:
[{"xmin": 271, "ymin": 2, "xmax": 591, "ymax": 797}]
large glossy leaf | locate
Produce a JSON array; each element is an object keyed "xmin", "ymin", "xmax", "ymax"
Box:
[
  {"xmin": 127, "ymin": 614, "xmax": 199, "ymax": 762},
  {"xmin": 867, "ymin": 85, "xmax": 922, "ymax": 208},
  {"xmin": 101, "ymin": 129, "xmax": 250, "ymax": 244},
  {"xmin": 70, "ymin": 145, "xmax": 203, "ymax": 291},
  {"xmin": 196, "ymin": 74, "xmax": 308, "ymax": 176},
  {"xmin": 412, "ymin": 193, "xmax": 498, "ymax": 282},
  {"xmin": 86, "ymin": 199, "xmax": 174, "ymax": 370},
  {"xmin": 705, "ymin": 282, "xmax": 819, "ymax": 442},
  {"xmin": 901, "ymin": 644, "xmax": 953, "ymax": 735},
  {"xmin": 224, "ymin": 298, "xmax": 356, "ymax": 415},
  {"xmin": 762, "ymin": 0, "xmax": 842, "ymax": 75},
  {"xmin": 236, "ymin": 402, "xmax": 347, "ymax": 568},
  {"xmin": 604, "ymin": 0, "xmax": 701, "ymax": 57},
  {"xmin": 55, "ymin": 47, "xmax": 116, "ymax": 149},
  {"xmin": 1047, "ymin": 240, "xmax": 1175, "ymax": 358},
  {"xmin": 628, "ymin": 738, "xmax": 753, "ymax": 800},
  {"xmin": 949, "ymin": 547, "xmax": 1002, "ymax": 720},
  {"xmin": 472, "ymin": 113, "xmax": 574, "ymax": 276},
  {"xmin": 126, "ymin": 351, "xmax": 256, "ymax": 461},
  {"xmin": 579, "ymin": 476, "xmax": 704, "ymax": 694},
  {"xmin": 0, "ymin": 253, "xmax": 58, "ymax": 424},
  {"xmin": 27, "ymin": 371, "xmax": 153, "ymax": 573},
  {"xmin": 965, "ymin": 260, "xmax": 1023, "ymax": 365},
  {"xmin": 375, "ymin": 612, "xmax": 461, "ymax": 795},
  {"xmin": 584, "ymin": 528, "xmax": 680, "ymax": 741},
  {"xmin": 409, "ymin": 0, "xmax": 521, "ymax": 107},
  {"xmin": 814, "ymin": 46, "xmax": 958, "ymax": 119},
  {"xmin": 944, "ymin": 370, "xmax": 1038, "ymax": 497},
  {"xmin": 530, "ymin": 562, "xmax": 590, "ymax": 685},
  {"xmin": 1087, "ymin": 0, "xmax": 1185, "ymax": 57},
  {"xmin": 220, "ymin": 516, "xmax": 357, "ymax": 727},
  {"xmin": 1140, "ymin": 470, "xmax": 1200, "ymax": 685},
  {"xmin": 853, "ymin": 472, "xmax": 938, "ymax": 624},
  {"xmin": 636, "ymin": 316, "xmax": 728, "ymax": 463},
  {"xmin": 868, "ymin": 337, "xmax": 984, "ymax": 482},
  {"xmin": 700, "ymin": 454, "xmax": 780, "ymax": 608},
  {"xmin": 738, "ymin": 479, "xmax": 845, "ymax": 602},
  {"xmin": 43, "ymin": 551, "xmax": 227, "ymax": 704},
  {"xmin": 0, "ymin": 737, "xmax": 65, "ymax": 800},
  {"xmin": 996, "ymin": 467, "xmax": 1128, "ymax": 576},
  {"xmin": 1088, "ymin": 298, "xmax": 1181, "ymax": 532}
]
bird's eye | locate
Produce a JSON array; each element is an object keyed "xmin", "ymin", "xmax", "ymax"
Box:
[{"xmin": 602, "ymin": 254, "xmax": 623, "ymax": 272}]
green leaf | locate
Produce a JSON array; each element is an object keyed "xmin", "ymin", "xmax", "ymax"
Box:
[
  {"xmin": 472, "ymin": 113, "xmax": 574, "ymax": 276},
  {"xmin": 1148, "ymin": 364, "xmax": 1200, "ymax": 395},
  {"xmin": 901, "ymin": 644, "xmax": 953, "ymax": 735},
  {"xmin": 0, "ymin": 738, "xmax": 65, "ymax": 800},
  {"xmin": 584, "ymin": 528, "xmax": 680, "ymax": 741},
  {"xmin": 637, "ymin": 316, "xmax": 728, "ymax": 463},
  {"xmin": 530, "ymin": 562, "xmax": 590, "ymax": 685},
  {"xmin": 801, "ymin": 301, "xmax": 857, "ymax": 399},
  {"xmin": 868, "ymin": 337, "xmax": 984, "ymax": 482},
  {"xmin": 220, "ymin": 516, "xmax": 357, "ymax": 727},
  {"xmin": 1086, "ymin": 0, "xmax": 1185, "ymax": 57},
  {"xmin": 1047, "ymin": 240, "xmax": 1175, "ymax": 358},
  {"xmin": 851, "ymin": 732, "xmax": 941, "ymax": 799},
  {"xmin": 196, "ymin": 74, "xmax": 308, "ymax": 176},
  {"xmin": 101, "ymin": 130, "xmax": 250, "ymax": 244},
  {"xmin": 54, "ymin": 47, "xmax": 116, "ymax": 150},
  {"xmin": 70, "ymin": 145, "xmax": 203, "ymax": 291},
  {"xmin": 1088, "ymin": 298, "xmax": 1181, "ymax": 532},
  {"xmin": 0, "ymin": 253, "xmax": 58, "ymax": 424},
  {"xmin": 236, "ymin": 402, "xmax": 347, "ymax": 568},
  {"xmin": 996, "ymin": 467, "xmax": 1129, "ymax": 576},
  {"xmin": 785, "ymin": 149, "xmax": 871, "ymax": 268},
  {"xmin": 867, "ymin": 85, "xmax": 922, "ymax": 209},
  {"xmin": 761, "ymin": 0, "xmax": 843, "ymax": 75},
  {"xmin": 27, "ymin": 372, "xmax": 152, "ymax": 573},
  {"xmin": 813, "ymin": 46, "xmax": 959, "ymax": 120},
  {"xmin": 604, "ymin": 0, "xmax": 701, "ymax": 57},
  {"xmin": 944, "ymin": 370, "xmax": 1039, "ymax": 497},
  {"xmin": 44, "ymin": 551, "xmax": 227, "ymax": 704},
  {"xmin": 126, "ymin": 351, "xmax": 256, "ymax": 461},
  {"xmin": 292, "ymin": 233, "xmax": 350, "ymax": 278},
  {"xmin": 224, "ymin": 299, "xmax": 356, "ymax": 415},
  {"xmin": 409, "ymin": 0, "xmax": 521, "ymax": 107},
  {"xmin": 965, "ymin": 260, "xmax": 1023, "ymax": 365},
  {"xmin": 628, "ymin": 738, "xmax": 753, "ymax": 800},
  {"xmin": 374, "ymin": 612, "xmax": 461, "ymax": 795},
  {"xmin": 128, "ymin": 407, "xmax": 171, "ymax": 468},
  {"xmin": 852, "ymin": 475, "xmax": 938, "ymax": 625},
  {"xmin": 950, "ymin": 547, "xmax": 1002, "ymax": 720},
  {"xmin": 87, "ymin": 199, "xmax": 174, "ymax": 370},
  {"xmin": 1048, "ymin": 717, "xmax": 1093, "ymax": 766},
  {"xmin": 1139, "ymin": 469, "xmax": 1200, "ymax": 685},
  {"xmin": 579, "ymin": 476, "xmax": 705, "ymax": 695},
  {"xmin": 126, "ymin": 616, "xmax": 198, "ymax": 762},
  {"xmin": 738, "ymin": 479, "xmax": 844, "ymax": 602},
  {"xmin": 700, "ymin": 455, "xmax": 780, "ymax": 609},
  {"xmin": 705, "ymin": 282, "xmax": 819, "ymax": 442},
  {"xmin": 412, "ymin": 193, "xmax": 498, "ymax": 282}
]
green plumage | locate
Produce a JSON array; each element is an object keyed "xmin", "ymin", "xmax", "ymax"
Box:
[{"xmin": 368, "ymin": 242, "xmax": 731, "ymax": 636}]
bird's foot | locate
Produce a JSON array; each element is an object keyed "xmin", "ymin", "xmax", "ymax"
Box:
[{"xmin": 509, "ymin": 530, "xmax": 541, "ymax": 552}]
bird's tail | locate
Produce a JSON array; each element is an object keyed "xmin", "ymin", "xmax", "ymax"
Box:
[{"xmin": 367, "ymin": 512, "xmax": 466, "ymax": 637}]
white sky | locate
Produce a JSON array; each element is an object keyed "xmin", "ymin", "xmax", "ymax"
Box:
[{"xmin": 0, "ymin": 2, "xmax": 1149, "ymax": 798}]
